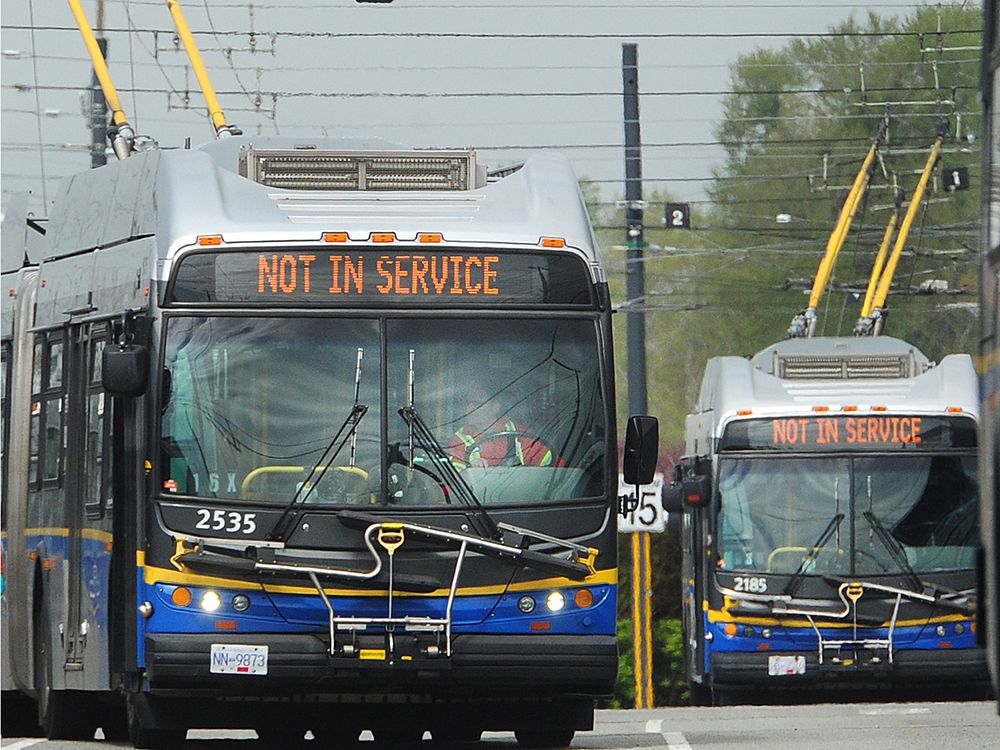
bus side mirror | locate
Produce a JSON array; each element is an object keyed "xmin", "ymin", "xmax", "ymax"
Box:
[
  {"xmin": 623, "ymin": 415, "xmax": 658, "ymax": 485},
  {"xmin": 103, "ymin": 344, "xmax": 149, "ymax": 398},
  {"xmin": 682, "ymin": 474, "xmax": 711, "ymax": 508},
  {"xmin": 663, "ymin": 481, "xmax": 683, "ymax": 513}
]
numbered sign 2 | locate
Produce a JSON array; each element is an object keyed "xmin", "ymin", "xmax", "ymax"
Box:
[
  {"xmin": 617, "ymin": 472, "xmax": 666, "ymax": 533},
  {"xmin": 663, "ymin": 203, "xmax": 691, "ymax": 229}
]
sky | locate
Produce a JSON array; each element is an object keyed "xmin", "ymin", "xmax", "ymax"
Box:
[{"xmin": 0, "ymin": 1, "xmax": 959, "ymax": 220}]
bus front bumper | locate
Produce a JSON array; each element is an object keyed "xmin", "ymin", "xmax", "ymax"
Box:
[
  {"xmin": 144, "ymin": 632, "xmax": 617, "ymax": 696},
  {"xmin": 710, "ymin": 647, "xmax": 990, "ymax": 687}
]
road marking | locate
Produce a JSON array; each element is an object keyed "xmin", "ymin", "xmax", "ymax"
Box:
[
  {"xmin": 645, "ymin": 718, "xmax": 692, "ymax": 750},
  {"xmin": 1, "ymin": 740, "xmax": 48, "ymax": 750},
  {"xmin": 859, "ymin": 707, "xmax": 931, "ymax": 716}
]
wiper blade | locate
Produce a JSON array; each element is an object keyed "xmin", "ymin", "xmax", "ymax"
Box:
[
  {"xmin": 862, "ymin": 510, "xmax": 924, "ymax": 594},
  {"xmin": 398, "ymin": 406, "xmax": 500, "ymax": 541},
  {"xmin": 783, "ymin": 513, "xmax": 845, "ymax": 598},
  {"xmin": 269, "ymin": 348, "xmax": 369, "ymax": 543}
]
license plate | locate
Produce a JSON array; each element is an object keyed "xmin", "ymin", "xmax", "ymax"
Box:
[
  {"xmin": 210, "ymin": 644, "xmax": 268, "ymax": 675},
  {"xmin": 768, "ymin": 655, "xmax": 806, "ymax": 676}
]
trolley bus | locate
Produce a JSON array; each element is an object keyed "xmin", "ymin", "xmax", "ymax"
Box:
[
  {"xmin": 667, "ymin": 335, "xmax": 985, "ymax": 703},
  {"xmin": 978, "ymin": 0, "xmax": 1000, "ymax": 709},
  {"xmin": 0, "ymin": 138, "xmax": 655, "ymax": 746}
]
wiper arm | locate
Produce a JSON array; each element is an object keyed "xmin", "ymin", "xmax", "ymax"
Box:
[
  {"xmin": 862, "ymin": 510, "xmax": 924, "ymax": 594},
  {"xmin": 784, "ymin": 513, "xmax": 845, "ymax": 598},
  {"xmin": 398, "ymin": 405, "xmax": 500, "ymax": 541},
  {"xmin": 269, "ymin": 348, "xmax": 368, "ymax": 543}
]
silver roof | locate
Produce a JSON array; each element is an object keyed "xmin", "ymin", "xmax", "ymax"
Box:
[
  {"xmin": 40, "ymin": 137, "xmax": 604, "ymax": 283},
  {"xmin": 694, "ymin": 336, "xmax": 978, "ymax": 422}
]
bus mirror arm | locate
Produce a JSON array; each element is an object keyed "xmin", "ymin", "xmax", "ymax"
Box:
[{"xmin": 103, "ymin": 310, "xmax": 149, "ymax": 397}]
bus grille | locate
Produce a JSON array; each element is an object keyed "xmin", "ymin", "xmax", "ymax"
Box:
[
  {"xmin": 776, "ymin": 353, "xmax": 915, "ymax": 380},
  {"xmin": 241, "ymin": 148, "xmax": 478, "ymax": 191}
]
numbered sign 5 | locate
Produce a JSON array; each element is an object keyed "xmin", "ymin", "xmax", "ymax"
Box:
[{"xmin": 617, "ymin": 472, "xmax": 666, "ymax": 533}]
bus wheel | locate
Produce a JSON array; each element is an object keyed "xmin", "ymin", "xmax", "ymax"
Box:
[
  {"xmin": 431, "ymin": 724, "xmax": 483, "ymax": 743},
  {"xmin": 126, "ymin": 694, "xmax": 185, "ymax": 750},
  {"xmin": 33, "ymin": 610, "xmax": 96, "ymax": 740},
  {"xmin": 255, "ymin": 725, "xmax": 309, "ymax": 746},
  {"xmin": 373, "ymin": 723, "xmax": 425, "ymax": 745},
  {"xmin": 514, "ymin": 727, "xmax": 576, "ymax": 749},
  {"xmin": 687, "ymin": 679, "xmax": 712, "ymax": 707}
]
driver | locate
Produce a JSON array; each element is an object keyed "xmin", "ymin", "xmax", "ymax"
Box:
[{"xmin": 450, "ymin": 383, "xmax": 562, "ymax": 468}]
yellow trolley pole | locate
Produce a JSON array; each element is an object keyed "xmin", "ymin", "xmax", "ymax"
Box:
[
  {"xmin": 857, "ymin": 122, "xmax": 946, "ymax": 336},
  {"xmin": 165, "ymin": 0, "xmax": 241, "ymax": 137},
  {"xmin": 853, "ymin": 188, "xmax": 902, "ymax": 334},
  {"xmin": 788, "ymin": 119, "xmax": 887, "ymax": 338},
  {"xmin": 67, "ymin": 0, "xmax": 134, "ymax": 159}
]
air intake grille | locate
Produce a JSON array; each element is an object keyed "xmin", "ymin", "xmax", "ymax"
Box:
[
  {"xmin": 776, "ymin": 353, "xmax": 914, "ymax": 380},
  {"xmin": 241, "ymin": 149, "xmax": 477, "ymax": 191}
]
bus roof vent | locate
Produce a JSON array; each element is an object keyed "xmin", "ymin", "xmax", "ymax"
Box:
[
  {"xmin": 775, "ymin": 352, "xmax": 915, "ymax": 380},
  {"xmin": 240, "ymin": 148, "xmax": 481, "ymax": 191}
]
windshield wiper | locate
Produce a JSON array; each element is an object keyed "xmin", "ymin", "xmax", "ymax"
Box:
[
  {"xmin": 398, "ymin": 405, "xmax": 500, "ymax": 541},
  {"xmin": 396, "ymin": 347, "xmax": 499, "ymax": 540},
  {"xmin": 783, "ymin": 513, "xmax": 845, "ymax": 598},
  {"xmin": 862, "ymin": 510, "xmax": 924, "ymax": 594},
  {"xmin": 269, "ymin": 348, "xmax": 369, "ymax": 543}
]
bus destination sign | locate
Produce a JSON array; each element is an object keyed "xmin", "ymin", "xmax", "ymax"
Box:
[
  {"xmin": 170, "ymin": 248, "xmax": 594, "ymax": 306},
  {"xmin": 720, "ymin": 415, "xmax": 975, "ymax": 452}
]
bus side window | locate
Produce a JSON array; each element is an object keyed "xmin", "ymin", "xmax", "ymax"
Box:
[{"xmin": 85, "ymin": 336, "xmax": 111, "ymax": 519}]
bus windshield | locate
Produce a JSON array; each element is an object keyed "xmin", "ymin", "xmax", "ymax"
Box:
[
  {"xmin": 159, "ymin": 315, "xmax": 606, "ymax": 507},
  {"xmin": 717, "ymin": 454, "xmax": 978, "ymax": 576}
]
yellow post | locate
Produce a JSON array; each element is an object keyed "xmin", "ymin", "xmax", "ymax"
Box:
[
  {"xmin": 66, "ymin": 0, "xmax": 133, "ymax": 158},
  {"xmin": 867, "ymin": 130, "xmax": 945, "ymax": 321},
  {"xmin": 165, "ymin": 0, "xmax": 235, "ymax": 136},
  {"xmin": 631, "ymin": 532, "xmax": 654, "ymax": 709}
]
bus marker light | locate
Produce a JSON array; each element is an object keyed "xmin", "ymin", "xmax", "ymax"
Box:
[
  {"xmin": 540, "ymin": 237, "xmax": 566, "ymax": 248},
  {"xmin": 842, "ymin": 406, "xmax": 858, "ymax": 412},
  {"xmin": 216, "ymin": 621, "xmax": 238, "ymax": 631},
  {"xmin": 201, "ymin": 590, "xmax": 222, "ymax": 612},
  {"xmin": 757, "ymin": 643, "xmax": 771, "ymax": 651},
  {"xmin": 546, "ymin": 591, "xmax": 565, "ymax": 612},
  {"xmin": 946, "ymin": 407, "xmax": 964, "ymax": 413},
  {"xmin": 371, "ymin": 232, "xmax": 396, "ymax": 243},
  {"xmin": 872, "ymin": 405, "xmax": 888, "ymax": 412},
  {"xmin": 323, "ymin": 232, "xmax": 348, "ymax": 243},
  {"xmin": 736, "ymin": 409, "xmax": 752, "ymax": 416},
  {"xmin": 171, "ymin": 587, "xmax": 192, "ymax": 607},
  {"xmin": 812, "ymin": 406, "xmax": 830, "ymax": 412},
  {"xmin": 530, "ymin": 621, "xmax": 552, "ymax": 631},
  {"xmin": 197, "ymin": 235, "xmax": 223, "ymax": 246},
  {"xmin": 724, "ymin": 623, "xmax": 737, "ymax": 637},
  {"xmin": 574, "ymin": 589, "xmax": 594, "ymax": 608},
  {"xmin": 938, "ymin": 642, "xmax": 953, "ymax": 649},
  {"xmin": 417, "ymin": 233, "xmax": 443, "ymax": 243}
]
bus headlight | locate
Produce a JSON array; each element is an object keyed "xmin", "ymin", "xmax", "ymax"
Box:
[
  {"xmin": 232, "ymin": 594, "xmax": 251, "ymax": 612},
  {"xmin": 201, "ymin": 590, "xmax": 223, "ymax": 612},
  {"xmin": 517, "ymin": 595, "xmax": 536, "ymax": 613},
  {"xmin": 545, "ymin": 591, "xmax": 565, "ymax": 612}
]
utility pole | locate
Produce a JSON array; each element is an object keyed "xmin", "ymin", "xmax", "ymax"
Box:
[
  {"xmin": 622, "ymin": 42, "xmax": 654, "ymax": 712},
  {"xmin": 88, "ymin": 0, "xmax": 108, "ymax": 168}
]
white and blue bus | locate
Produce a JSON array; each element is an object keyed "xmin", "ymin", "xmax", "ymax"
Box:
[
  {"xmin": 668, "ymin": 335, "xmax": 985, "ymax": 704},
  {"xmin": 1, "ymin": 139, "xmax": 656, "ymax": 746}
]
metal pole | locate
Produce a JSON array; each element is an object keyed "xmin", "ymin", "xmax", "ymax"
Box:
[
  {"xmin": 623, "ymin": 43, "xmax": 647, "ymax": 416},
  {"xmin": 89, "ymin": 0, "xmax": 107, "ymax": 168},
  {"xmin": 623, "ymin": 42, "xmax": 653, "ymax": 711}
]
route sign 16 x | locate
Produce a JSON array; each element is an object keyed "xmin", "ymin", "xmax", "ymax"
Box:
[{"xmin": 617, "ymin": 472, "xmax": 666, "ymax": 533}]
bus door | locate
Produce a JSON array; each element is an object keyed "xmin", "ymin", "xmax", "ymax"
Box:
[{"xmin": 60, "ymin": 322, "xmax": 112, "ymax": 679}]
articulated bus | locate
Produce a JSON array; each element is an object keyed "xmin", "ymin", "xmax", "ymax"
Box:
[
  {"xmin": 667, "ymin": 336, "xmax": 985, "ymax": 703},
  {"xmin": 979, "ymin": 0, "xmax": 1000, "ymax": 710},
  {"xmin": 0, "ymin": 139, "xmax": 655, "ymax": 747}
]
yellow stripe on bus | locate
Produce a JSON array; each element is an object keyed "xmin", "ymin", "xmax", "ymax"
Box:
[
  {"xmin": 138, "ymin": 559, "xmax": 616, "ymax": 597},
  {"xmin": 707, "ymin": 607, "xmax": 970, "ymax": 629}
]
